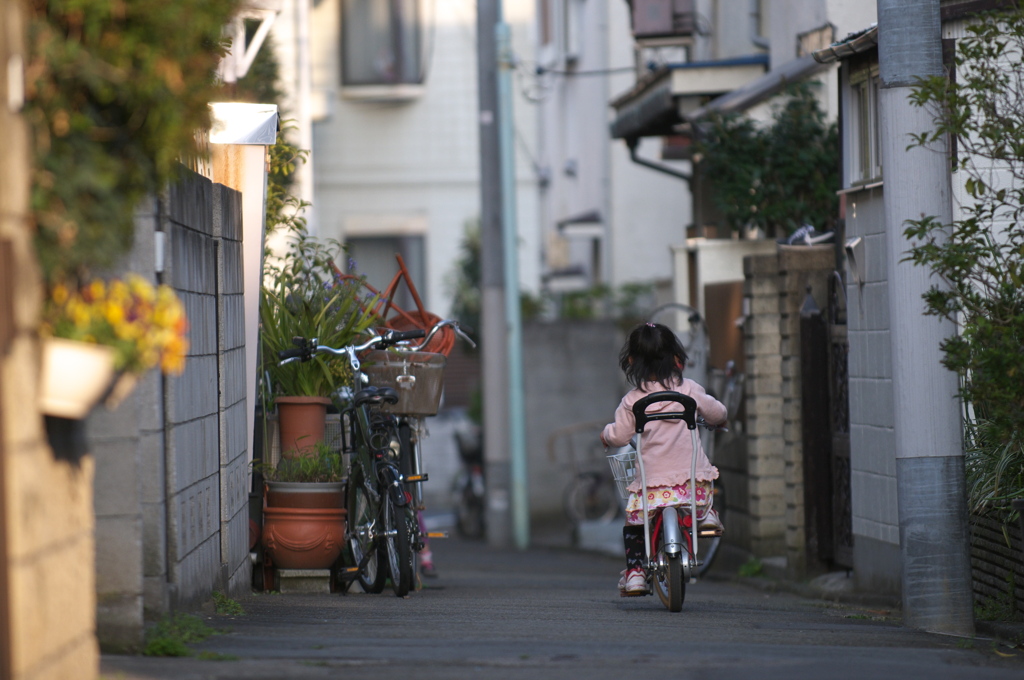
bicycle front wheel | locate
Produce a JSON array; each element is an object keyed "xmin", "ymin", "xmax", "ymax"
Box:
[
  {"xmin": 653, "ymin": 530, "xmax": 685, "ymax": 612},
  {"xmin": 384, "ymin": 492, "xmax": 415, "ymax": 597},
  {"xmin": 347, "ymin": 469, "xmax": 386, "ymax": 594}
]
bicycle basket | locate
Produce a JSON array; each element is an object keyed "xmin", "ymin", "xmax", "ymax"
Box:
[
  {"xmin": 361, "ymin": 350, "xmax": 446, "ymax": 416},
  {"xmin": 607, "ymin": 447, "xmax": 637, "ymax": 501}
]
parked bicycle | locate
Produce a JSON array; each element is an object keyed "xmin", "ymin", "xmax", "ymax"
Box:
[
  {"xmin": 549, "ymin": 421, "xmax": 623, "ymax": 527},
  {"xmin": 280, "ymin": 328, "xmax": 428, "ymax": 596},
  {"xmin": 452, "ymin": 420, "xmax": 486, "ymax": 539},
  {"xmin": 362, "ymin": 320, "xmax": 476, "ymax": 568}
]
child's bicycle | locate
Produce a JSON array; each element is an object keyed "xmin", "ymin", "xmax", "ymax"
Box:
[{"xmin": 606, "ymin": 391, "xmax": 724, "ymax": 612}]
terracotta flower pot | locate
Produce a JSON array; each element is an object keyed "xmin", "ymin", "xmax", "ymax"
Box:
[
  {"xmin": 276, "ymin": 396, "xmax": 332, "ymax": 458},
  {"xmin": 266, "ymin": 481, "xmax": 345, "ymax": 509},
  {"xmin": 261, "ymin": 506, "xmax": 347, "ymax": 569}
]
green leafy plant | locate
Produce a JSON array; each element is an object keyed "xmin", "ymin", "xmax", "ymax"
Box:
[
  {"xmin": 974, "ymin": 574, "xmax": 1020, "ymax": 622},
  {"xmin": 695, "ymin": 82, "xmax": 839, "ymax": 237},
  {"xmin": 260, "ymin": 226, "xmax": 380, "ymax": 399},
  {"xmin": 738, "ymin": 557, "xmax": 764, "ymax": 578},
  {"xmin": 212, "ymin": 591, "xmax": 245, "ymax": 616},
  {"xmin": 143, "ymin": 613, "xmax": 217, "ymax": 657},
  {"xmin": 905, "ymin": 8, "xmax": 1024, "ymax": 515},
  {"xmin": 255, "ymin": 442, "xmax": 346, "ymax": 483},
  {"xmin": 25, "ymin": 0, "xmax": 239, "ymax": 285}
]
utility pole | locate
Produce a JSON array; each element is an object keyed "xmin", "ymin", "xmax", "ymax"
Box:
[
  {"xmin": 876, "ymin": 0, "xmax": 974, "ymax": 636},
  {"xmin": 477, "ymin": 0, "xmax": 528, "ymax": 548}
]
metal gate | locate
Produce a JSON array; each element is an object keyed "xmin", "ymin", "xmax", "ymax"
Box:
[{"xmin": 798, "ymin": 273, "xmax": 853, "ymax": 570}]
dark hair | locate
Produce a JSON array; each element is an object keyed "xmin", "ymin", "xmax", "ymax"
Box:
[{"xmin": 618, "ymin": 322, "xmax": 688, "ymax": 389}]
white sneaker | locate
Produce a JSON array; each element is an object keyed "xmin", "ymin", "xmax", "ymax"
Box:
[
  {"xmin": 698, "ymin": 509, "xmax": 724, "ymax": 535},
  {"xmin": 620, "ymin": 569, "xmax": 648, "ymax": 596}
]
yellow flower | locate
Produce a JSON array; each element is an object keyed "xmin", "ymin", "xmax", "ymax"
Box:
[{"xmin": 45, "ymin": 276, "xmax": 190, "ymax": 376}]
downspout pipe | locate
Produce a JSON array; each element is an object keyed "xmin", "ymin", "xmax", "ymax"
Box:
[{"xmin": 625, "ymin": 137, "xmax": 692, "ymax": 186}]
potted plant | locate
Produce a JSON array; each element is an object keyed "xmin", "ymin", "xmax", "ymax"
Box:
[
  {"xmin": 259, "ymin": 442, "xmax": 347, "ymax": 509},
  {"xmin": 260, "ymin": 226, "xmax": 379, "ymax": 458},
  {"xmin": 39, "ymin": 275, "xmax": 189, "ymax": 418},
  {"xmin": 256, "ymin": 442, "xmax": 348, "ymax": 571}
]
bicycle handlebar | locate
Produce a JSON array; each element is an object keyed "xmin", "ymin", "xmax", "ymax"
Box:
[{"xmin": 277, "ymin": 328, "xmax": 425, "ymax": 366}]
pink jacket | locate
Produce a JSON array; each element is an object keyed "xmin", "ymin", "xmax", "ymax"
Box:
[{"xmin": 602, "ymin": 377, "xmax": 727, "ymax": 491}]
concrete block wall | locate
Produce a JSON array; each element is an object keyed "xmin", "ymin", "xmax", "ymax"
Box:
[
  {"xmin": 742, "ymin": 254, "xmax": 785, "ymax": 556},
  {"xmin": 89, "ymin": 197, "xmax": 164, "ymax": 652},
  {"xmin": 165, "ymin": 172, "xmax": 227, "ymax": 610},
  {"xmin": 91, "ymin": 167, "xmax": 249, "ymax": 647},
  {"xmin": 212, "ymin": 184, "xmax": 251, "ymax": 597},
  {"xmin": 522, "ymin": 321, "xmax": 624, "ymax": 524},
  {"xmin": 777, "ymin": 245, "xmax": 836, "ymax": 578},
  {"xmin": 844, "ymin": 186, "xmax": 901, "ymax": 596}
]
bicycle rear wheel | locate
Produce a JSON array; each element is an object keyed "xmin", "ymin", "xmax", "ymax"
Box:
[
  {"xmin": 347, "ymin": 469, "xmax": 386, "ymax": 594},
  {"xmin": 384, "ymin": 492, "xmax": 415, "ymax": 597}
]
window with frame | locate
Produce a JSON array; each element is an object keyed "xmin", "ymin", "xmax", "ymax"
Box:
[
  {"xmin": 849, "ymin": 64, "xmax": 881, "ymax": 184},
  {"xmin": 342, "ymin": 0, "xmax": 423, "ymax": 86}
]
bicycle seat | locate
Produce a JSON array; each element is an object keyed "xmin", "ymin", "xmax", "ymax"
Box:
[{"xmin": 352, "ymin": 386, "xmax": 400, "ymax": 407}]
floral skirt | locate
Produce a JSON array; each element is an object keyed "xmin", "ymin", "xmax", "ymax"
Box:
[{"xmin": 624, "ymin": 480, "xmax": 714, "ymax": 526}]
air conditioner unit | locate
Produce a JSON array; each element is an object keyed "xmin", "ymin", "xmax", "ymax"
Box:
[{"xmin": 628, "ymin": 0, "xmax": 696, "ymax": 40}]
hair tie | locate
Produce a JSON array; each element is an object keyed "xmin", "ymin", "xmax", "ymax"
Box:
[{"xmin": 645, "ymin": 322, "xmax": 656, "ymax": 328}]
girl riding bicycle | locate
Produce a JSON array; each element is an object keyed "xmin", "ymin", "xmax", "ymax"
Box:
[{"xmin": 600, "ymin": 322, "xmax": 727, "ymax": 596}]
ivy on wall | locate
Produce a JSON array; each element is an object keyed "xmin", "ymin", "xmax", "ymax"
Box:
[{"xmin": 25, "ymin": 0, "xmax": 239, "ymax": 285}]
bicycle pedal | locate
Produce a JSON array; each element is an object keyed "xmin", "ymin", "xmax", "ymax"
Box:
[
  {"xmin": 340, "ymin": 566, "xmax": 360, "ymax": 574},
  {"xmin": 425, "ymin": 531, "xmax": 449, "ymax": 539},
  {"xmin": 620, "ymin": 589, "xmax": 651, "ymax": 598},
  {"xmin": 698, "ymin": 529, "xmax": 723, "ymax": 537},
  {"xmin": 405, "ymin": 473, "xmax": 429, "ymax": 483}
]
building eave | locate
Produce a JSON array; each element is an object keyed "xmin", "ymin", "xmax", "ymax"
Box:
[
  {"xmin": 812, "ymin": 24, "xmax": 879, "ymax": 64},
  {"xmin": 609, "ymin": 54, "xmax": 769, "ymax": 140},
  {"xmin": 686, "ymin": 53, "xmax": 833, "ymax": 122}
]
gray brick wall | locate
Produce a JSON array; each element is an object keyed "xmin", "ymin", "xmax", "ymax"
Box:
[{"xmin": 742, "ymin": 253, "xmax": 785, "ymax": 556}]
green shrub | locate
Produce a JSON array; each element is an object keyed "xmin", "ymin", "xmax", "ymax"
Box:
[
  {"xmin": 25, "ymin": 0, "xmax": 239, "ymax": 285},
  {"xmin": 695, "ymin": 83, "xmax": 839, "ymax": 237}
]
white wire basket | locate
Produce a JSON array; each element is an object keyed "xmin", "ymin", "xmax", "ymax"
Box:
[{"xmin": 607, "ymin": 447, "xmax": 638, "ymax": 501}]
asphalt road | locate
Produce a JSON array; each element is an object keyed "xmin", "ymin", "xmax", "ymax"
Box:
[{"xmin": 101, "ymin": 534, "xmax": 1024, "ymax": 680}]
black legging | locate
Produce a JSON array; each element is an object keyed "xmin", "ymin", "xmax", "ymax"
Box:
[{"xmin": 623, "ymin": 525, "xmax": 645, "ymax": 571}]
